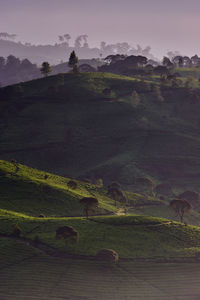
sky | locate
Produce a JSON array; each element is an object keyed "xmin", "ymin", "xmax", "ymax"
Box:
[{"xmin": 1, "ymin": 0, "xmax": 200, "ymax": 58}]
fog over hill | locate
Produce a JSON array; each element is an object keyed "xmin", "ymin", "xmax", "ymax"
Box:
[{"xmin": 0, "ymin": 34, "xmax": 157, "ymax": 65}]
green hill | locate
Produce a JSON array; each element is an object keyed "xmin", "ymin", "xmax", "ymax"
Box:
[
  {"xmin": 1, "ymin": 72, "xmax": 200, "ymax": 194},
  {"xmin": 1, "ymin": 208, "xmax": 200, "ymax": 259},
  {"xmin": 0, "ymin": 160, "xmax": 200, "ymax": 260},
  {"xmin": 0, "ymin": 160, "xmax": 118, "ymax": 217},
  {"xmin": 1, "ymin": 159, "xmax": 200, "ymax": 299}
]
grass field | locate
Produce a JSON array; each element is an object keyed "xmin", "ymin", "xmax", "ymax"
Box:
[
  {"xmin": 0, "ymin": 159, "xmax": 118, "ymax": 217},
  {"xmin": 0, "ymin": 163, "xmax": 200, "ymax": 299},
  {"xmin": 1, "ymin": 243, "xmax": 200, "ymax": 300}
]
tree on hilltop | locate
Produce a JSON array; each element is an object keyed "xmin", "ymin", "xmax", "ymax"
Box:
[
  {"xmin": 170, "ymin": 199, "xmax": 192, "ymax": 223},
  {"xmin": 40, "ymin": 62, "xmax": 51, "ymax": 77},
  {"xmin": 68, "ymin": 50, "xmax": 79, "ymax": 73}
]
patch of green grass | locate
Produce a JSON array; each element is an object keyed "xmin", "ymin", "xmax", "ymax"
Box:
[
  {"xmin": 0, "ymin": 160, "xmax": 117, "ymax": 217},
  {"xmin": 1, "ymin": 208, "xmax": 200, "ymax": 259}
]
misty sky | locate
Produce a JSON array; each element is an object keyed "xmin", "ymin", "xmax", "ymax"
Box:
[{"xmin": 1, "ymin": 0, "xmax": 200, "ymax": 58}]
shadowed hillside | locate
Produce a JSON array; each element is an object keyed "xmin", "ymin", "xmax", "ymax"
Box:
[{"xmin": 1, "ymin": 72, "xmax": 200, "ymax": 194}]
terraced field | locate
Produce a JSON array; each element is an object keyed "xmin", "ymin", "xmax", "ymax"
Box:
[
  {"xmin": 1, "ymin": 243, "xmax": 200, "ymax": 300},
  {"xmin": 1, "ymin": 160, "xmax": 200, "ymax": 299}
]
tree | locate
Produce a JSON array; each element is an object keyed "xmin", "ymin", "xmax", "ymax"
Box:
[
  {"xmin": 68, "ymin": 51, "xmax": 78, "ymax": 73},
  {"xmin": 56, "ymin": 226, "xmax": 78, "ymax": 248},
  {"xmin": 170, "ymin": 199, "xmax": 192, "ymax": 223},
  {"xmin": 107, "ymin": 186, "xmax": 127, "ymax": 206},
  {"xmin": 162, "ymin": 56, "xmax": 173, "ymax": 68},
  {"xmin": 135, "ymin": 177, "xmax": 155, "ymax": 195},
  {"xmin": 11, "ymin": 159, "xmax": 19, "ymax": 174},
  {"xmin": 178, "ymin": 191, "xmax": 200, "ymax": 209},
  {"xmin": 40, "ymin": 62, "xmax": 51, "ymax": 77},
  {"xmin": 80, "ymin": 197, "xmax": 99, "ymax": 218},
  {"xmin": 6, "ymin": 55, "xmax": 20, "ymax": 70}
]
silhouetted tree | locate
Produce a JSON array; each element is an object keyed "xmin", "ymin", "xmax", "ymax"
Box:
[
  {"xmin": 170, "ymin": 199, "xmax": 192, "ymax": 223},
  {"xmin": 6, "ymin": 55, "xmax": 20, "ymax": 70},
  {"xmin": 107, "ymin": 186, "xmax": 127, "ymax": 206},
  {"xmin": 11, "ymin": 159, "xmax": 19, "ymax": 173},
  {"xmin": 162, "ymin": 57, "xmax": 173, "ymax": 68},
  {"xmin": 80, "ymin": 197, "xmax": 99, "ymax": 218},
  {"xmin": 191, "ymin": 55, "xmax": 200, "ymax": 66},
  {"xmin": 40, "ymin": 62, "xmax": 51, "ymax": 77},
  {"xmin": 183, "ymin": 56, "xmax": 191, "ymax": 67},
  {"xmin": 68, "ymin": 51, "xmax": 78, "ymax": 73},
  {"xmin": 172, "ymin": 56, "xmax": 183, "ymax": 67}
]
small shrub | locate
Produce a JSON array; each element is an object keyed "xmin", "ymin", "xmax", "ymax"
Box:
[
  {"xmin": 67, "ymin": 180, "xmax": 77, "ymax": 190},
  {"xmin": 96, "ymin": 249, "xmax": 119, "ymax": 263},
  {"xmin": 38, "ymin": 214, "xmax": 45, "ymax": 218},
  {"xmin": 56, "ymin": 226, "xmax": 78, "ymax": 248}
]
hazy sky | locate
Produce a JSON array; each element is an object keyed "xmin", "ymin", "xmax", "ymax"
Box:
[{"xmin": 1, "ymin": 0, "xmax": 200, "ymax": 57}]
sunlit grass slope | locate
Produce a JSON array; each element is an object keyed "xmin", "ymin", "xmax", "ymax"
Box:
[
  {"xmin": 1, "ymin": 210, "xmax": 200, "ymax": 259},
  {"xmin": 0, "ymin": 160, "xmax": 117, "ymax": 217}
]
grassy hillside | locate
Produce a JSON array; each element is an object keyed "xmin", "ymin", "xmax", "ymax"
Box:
[
  {"xmin": 1, "ymin": 159, "xmax": 200, "ymax": 259},
  {"xmin": 0, "ymin": 160, "xmax": 118, "ymax": 217},
  {"xmin": 1, "ymin": 72, "xmax": 200, "ymax": 194},
  {"xmin": 1, "ymin": 209, "xmax": 200, "ymax": 259},
  {"xmin": 1, "ymin": 159, "xmax": 200, "ymax": 299}
]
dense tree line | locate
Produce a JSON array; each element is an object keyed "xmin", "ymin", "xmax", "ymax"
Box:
[
  {"xmin": 0, "ymin": 55, "xmax": 40, "ymax": 87},
  {"xmin": 0, "ymin": 32, "xmax": 156, "ymax": 65}
]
